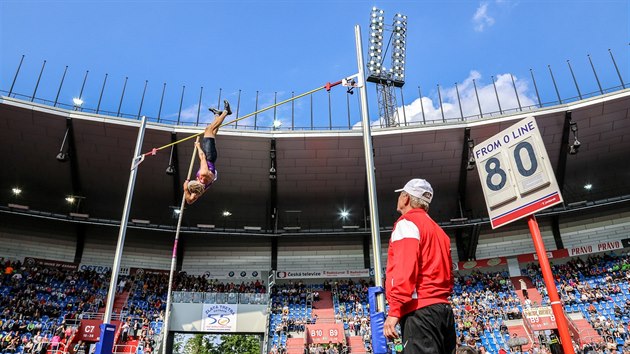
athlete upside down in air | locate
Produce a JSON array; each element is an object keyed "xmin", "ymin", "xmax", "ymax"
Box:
[{"xmin": 183, "ymin": 100, "xmax": 231, "ymax": 204}]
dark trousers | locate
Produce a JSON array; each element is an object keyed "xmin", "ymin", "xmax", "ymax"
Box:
[{"xmin": 400, "ymin": 303, "xmax": 456, "ymax": 354}]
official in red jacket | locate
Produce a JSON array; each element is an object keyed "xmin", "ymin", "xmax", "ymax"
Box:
[{"xmin": 384, "ymin": 178, "xmax": 456, "ymax": 354}]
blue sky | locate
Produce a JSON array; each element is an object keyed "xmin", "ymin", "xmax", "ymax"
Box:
[{"xmin": 1, "ymin": 0, "xmax": 628, "ymax": 129}]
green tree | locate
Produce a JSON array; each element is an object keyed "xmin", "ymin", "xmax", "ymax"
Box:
[
  {"xmin": 208, "ymin": 334, "xmax": 261, "ymax": 354},
  {"xmin": 184, "ymin": 334, "xmax": 212, "ymax": 354}
]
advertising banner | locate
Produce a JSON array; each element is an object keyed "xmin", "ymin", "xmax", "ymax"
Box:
[
  {"xmin": 457, "ymin": 257, "xmax": 507, "ymax": 270},
  {"xmin": 568, "ymin": 240, "xmax": 623, "ymax": 257},
  {"xmin": 79, "ymin": 264, "xmax": 130, "ymax": 276},
  {"xmin": 24, "ymin": 257, "xmax": 78, "ymax": 271},
  {"xmin": 276, "ymin": 269, "xmax": 370, "ymax": 279},
  {"xmin": 517, "ymin": 249, "xmax": 569, "ymax": 263},
  {"xmin": 201, "ymin": 304, "xmax": 237, "ymax": 332}
]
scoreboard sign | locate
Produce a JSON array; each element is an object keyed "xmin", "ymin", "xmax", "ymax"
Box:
[{"xmin": 473, "ymin": 117, "xmax": 563, "ymax": 229}]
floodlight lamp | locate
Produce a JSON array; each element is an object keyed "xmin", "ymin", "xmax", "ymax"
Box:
[
  {"xmin": 584, "ymin": 183, "xmax": 592, "ymax": 190},
  {"xmin": 66, "ymin": 196, "xmax": 76, "ymax": 204},
  {"xmin": 467, "ymin": 157, "xmax": 476, "ymax": 171},
  {"xmin": 12, "ymin": 188, "xmax": 21, "ymax": 195},
  {"xmin": 372, "ymin": 6, "xmax": 377, "ymax": 10},
  {"xmin": 56, "ymin": 151, "xmax": 69, "ymax": 162},
  {"xmin": 165, "ymin": 164, "xmax": 176, "ymax": 175},
  {"xmin": 272, "ymin": 120, "xmax": 282, "ymax": 128},
  {"xmin": 222, "ymin": 211, "xmax": 232, "ymax": 217},
  {"xmin": 340, "ymin": 210, "xmax": 350, "ymax": 219},
  {"xmin": 72, "ymin": 97, "xmax": 84, "ymax": 107},
  {"xmin": 379, "ymin": 10, "xmax": 383, "ymax": 14}
]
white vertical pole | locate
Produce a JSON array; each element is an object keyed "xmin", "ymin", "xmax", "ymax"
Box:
[
  {"xmin": 355, "ymin": 25, "xmax": 385, "ymax": 311},
  {"xmin": 103, "ymin": 116, "xmax": 148, "ymax": 324}
]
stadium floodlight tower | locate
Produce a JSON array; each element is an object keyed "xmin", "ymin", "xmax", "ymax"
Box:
[{"xmin": 366, "ymin": 7, "xmax": 408, "ymax": 127}]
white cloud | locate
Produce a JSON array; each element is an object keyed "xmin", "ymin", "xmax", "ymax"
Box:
[
  {"xmin": 473, "ymin": 2, "xmax": 495, "ymax": 32},
  {"xmin": 355, "ymin": 70, "xmax": 537, "ymax": 128}
]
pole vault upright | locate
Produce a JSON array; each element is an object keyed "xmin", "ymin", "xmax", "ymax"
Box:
[
  {"xmin": 355, "ymin": 24, "xmax": 388, "ymax": 354},
  {"xmin": 96, "ymin": 116, "xmax": 148, "ymax": 354}
]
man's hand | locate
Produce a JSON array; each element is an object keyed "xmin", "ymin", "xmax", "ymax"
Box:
[{"xmin": 383, "ymin": 315, "xmax": 399, "ymax": 339}]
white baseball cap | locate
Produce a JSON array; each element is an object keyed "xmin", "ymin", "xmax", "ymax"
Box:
[{"xmin": 395, "ymin": 178, "xmax": 433, "ymax": 203}]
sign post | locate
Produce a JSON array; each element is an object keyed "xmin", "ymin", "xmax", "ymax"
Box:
[{"xmin": 474, "ymin": 117, "xmax": 574, "ymax": 354}]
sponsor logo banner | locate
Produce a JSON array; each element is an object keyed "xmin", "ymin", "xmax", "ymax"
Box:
[
  {"xmin": 79, "ymin": 264, "xmax": 130, "ymax": 276},
  {"xmin": 457, "ymin": 257, "xmax": 507, "ymax": 270},
  {"xmin": 24, "ymin": 257, "xmax": 78, "ymax": 271},
  {"xmin": 516, "ymin": 249, "xmax": 569, "ymax": 263},
  {"xmin": 202, "ymin": 270, "xmax": 262, "ymax": 279},
  {"xmin": 202, "ymin": 304, "xmax": 237, "ymax": 332},
  {"xmin": 130, "ymin": 267, "xmax": 170, "ymax": 276},
  {"xmin": 276, "ymin": 269, "xmax": 369, "ymax": 279},
  {"xmin": 568, "ymin": 240, "xmax": 623, "ymax": 257}
]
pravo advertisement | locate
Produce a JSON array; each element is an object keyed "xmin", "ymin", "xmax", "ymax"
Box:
[
  {"xmin": 473, "ymin": 117, "xmax": 563, "ymax": 229},
  {"xmin": 201, "ymin": 304, "xmax": 237, "ymax": 332}
]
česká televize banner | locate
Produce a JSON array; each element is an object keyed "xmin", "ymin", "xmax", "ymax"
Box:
[
  {"xmin": 276, "ymin": 269, "xmax": 370, "ymax": 279},
  {"xmin": 202, "ymin": 304, "xmax": 237, "ymax": 332}
]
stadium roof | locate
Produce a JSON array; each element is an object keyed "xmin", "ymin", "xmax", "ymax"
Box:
[{"xmin": 1, "ymin": 89, "xmax": 630, "ymax": 258}]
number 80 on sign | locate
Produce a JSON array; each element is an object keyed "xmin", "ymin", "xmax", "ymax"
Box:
[{"xmin": 473, "ymin": 117, "xmax": 563, "ymax": 229}]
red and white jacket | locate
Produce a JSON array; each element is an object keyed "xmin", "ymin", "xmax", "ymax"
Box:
[{"xmin": 385, "ymin": 208, "xmax": 453, "ymax": 318}]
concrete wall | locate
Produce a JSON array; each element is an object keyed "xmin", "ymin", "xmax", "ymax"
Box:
[
  {"xmin": 0, "ymin": 214, "xmax": 76, "ymax": 262},
  {"xmin": 182, "ymin": 236, "xmax": 271, "ymax": 274},
  {"xmin": 277, "ymin": 235, "xmax": 365, "ymax": 271},
  {"xmin": 80, "ymin": 226, "xmax": 176, "ymax": 270}
]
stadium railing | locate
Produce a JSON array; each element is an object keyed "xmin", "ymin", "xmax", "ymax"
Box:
[{"xmin": 171, "ymin": 291, "xmax": 269, "ymax": 304}]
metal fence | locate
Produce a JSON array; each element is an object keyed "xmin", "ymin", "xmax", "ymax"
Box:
[
  {"xmin": 1, "ymin": 49, "xmax": 627, "ymax": 130},
  {"xmin": 171, "ymin": 291, "xmax": 269, "ymax": 304}
]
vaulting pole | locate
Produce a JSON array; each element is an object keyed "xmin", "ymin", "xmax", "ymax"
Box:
[{"xmin": 161, "ymin": 137, "xmax": 200, "ymax": 353}]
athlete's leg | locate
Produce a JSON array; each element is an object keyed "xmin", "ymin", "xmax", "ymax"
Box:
[{"xmin": 205, "ymin": 100, "xmax": 232, "ymax": 138}]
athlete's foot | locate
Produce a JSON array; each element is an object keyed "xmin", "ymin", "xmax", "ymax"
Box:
[
  {"xmin": 208, "ymin": 107, "xmax": 221, "ymax": 115},
  {"xmin": 223, "ymin": 99, "xmax": 232, "ymax": 115}
]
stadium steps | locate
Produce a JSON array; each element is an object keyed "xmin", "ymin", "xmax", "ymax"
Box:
[
  {"xmin": 507, "ymin": 323, "xmax": 533, "ymax": 352},
  {"xmin": 113, "ymin": 339, "xmax": 139, "ymax": 353},
  {"xmin": 511, "ymin": 276, "xmax": 543, "ymax": 306},
  {"xmin": 347, "ymin": 336, "xmax": 367, "ymax": 353},
  {"xmin": 98, "ymin": 291, "xmax": 130, "ymax": 315},
  {"xmin": 286, "ymin": 337, "xmax": 306, "ymax": 354},
  {"xmin": 572, "ymin": 318, "xmax": 604, "ymax": 346},
  {"xmin": 312, "ymin": 291, "xmax": 336, "ymax": 323}
]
